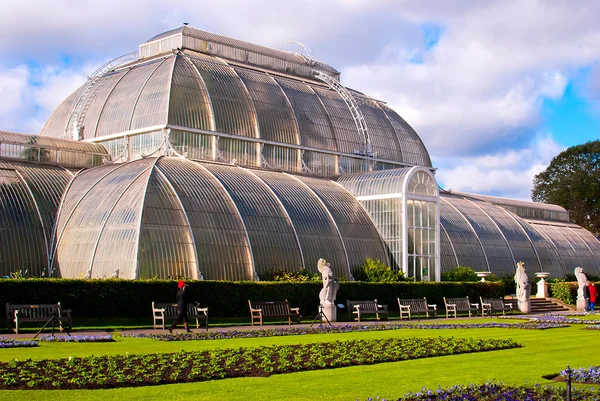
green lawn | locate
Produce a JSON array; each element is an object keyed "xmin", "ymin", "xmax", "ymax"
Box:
[{"xmin": 1, "ymin": 319, "xmax": 598, "ymax": 401}]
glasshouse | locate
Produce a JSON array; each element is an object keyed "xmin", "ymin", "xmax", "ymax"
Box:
[{"xmin": 1, "ymin": 25, "xmax": 598, "ymax": 281}]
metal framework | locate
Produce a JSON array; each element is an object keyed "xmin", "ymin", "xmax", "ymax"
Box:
[
  {"xmin": 312, "ymin": 70, "xmax": 373, "ymax": 157},
  {"xmin": 64, "ymin": 52, "xmax": 139, "ymax": 140}
]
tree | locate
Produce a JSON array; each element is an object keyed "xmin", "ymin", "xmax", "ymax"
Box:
[{"xmin": 532, "ymin": 140, "xmax": 599, "ymax": 236}]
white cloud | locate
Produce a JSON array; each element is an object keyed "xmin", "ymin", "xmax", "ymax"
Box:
[
  {"xmin": 0, "ymin": 63, "xmax": 92, "ymax": 133},
  {"xmin": 435, "ymin": 133, "xmax": 564, "ymax": 200}
]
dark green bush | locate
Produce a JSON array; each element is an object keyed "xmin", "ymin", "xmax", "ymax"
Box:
[
  {"xmin": 0, "ymin": 278, "xmax": 504, "ymax": 320},
  {"xmin": 441, "ymin": 266, "xmax": 478, "ymax": 282},
  {"xmin": 352, "ymin": 258, "xmax": 406, "ymax": 282}
]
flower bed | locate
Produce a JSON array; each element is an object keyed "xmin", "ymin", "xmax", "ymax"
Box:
[
  {"xmin": 0, "ymin": 337, "xmax": 518, "ymax": 390},
  {"xmin": 364, "ymin": 382, "xmax": 600, "ymax": 400},
  {"xmin": 500, "ymin": 313, "xmax": 600, "ymax": 325},
  {"xmin": 0, "ymin": 338, "xmax": 38, "ymax": 349},
  {"xmin": 124, "ymin": 322, "xmax": 566, "ymax": 342},
  {"xmin": 560, "ymin": 366, "xmax": 600, "ymax": 384},
  {"xmin": 39, "ymin": 335, "xmax": 114, "ymax": 342},
  {"xmin": 584, "ymin": 325, "xmax": 600, "ymax": 330}
]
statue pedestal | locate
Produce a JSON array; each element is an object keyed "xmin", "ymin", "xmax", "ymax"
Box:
[
  {"xmin": 577, "ymin": 297, "xmax": 587, "ymax": 312},
  {"xmin": 321, "ymin": 304, "xmax": 337, "ymax": 322},
  {"xmin": 518, "ymin": 300, "xmax": 531, "ymax": 313},
  {"xmin": 535, "ymin": 272, "xmax": 550, "ymax": 298}
]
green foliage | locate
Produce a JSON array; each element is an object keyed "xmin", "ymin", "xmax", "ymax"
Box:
[
  {"xmin": 0, "ymin": 337, "xmax": 517, "ymax": 389},
  {"xmin": 441, "ymin": 266, "xmax": 478, "ymax": 282},
  {"xmin": 1, "ymin": 325, "xmax": 599, "ymax": 401},
  {"xmin": 352, "ymin": 258, "xmax": 406, "ymax": 282},
  {"xmin": 0, "ymin": 278, "xmax": 504, "ymax": 320},
  {"xmin": 532, "ymin": 139, "xmax": 600, "ymax": 235},
  {"xmin": 548, "ymin": 280, "xmax": 577, "ymax": 305},
  {"xmin": 494, "ymin": 272, "xmax": 516, "ymax": 295},
  {"xmin": 259, "ymin": 269, "xmax": 320, "ymax": 283}
]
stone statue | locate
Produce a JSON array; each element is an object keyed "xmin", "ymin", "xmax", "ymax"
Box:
[
  {"xmin": 514, "ymin": 261, "xmax": 531, "ymax": 313},
  {"xmin": 575, "ymin": 267, "xmax": 588, "ymax": 311},
  {"xmin": 318, "ymin": 258, "xmax": 339, "ymax": 307}
]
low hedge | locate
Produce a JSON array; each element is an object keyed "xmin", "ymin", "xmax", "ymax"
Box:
[{"xmin": 0, "ymin": 279, "xmax": 503, "ymax": 319}]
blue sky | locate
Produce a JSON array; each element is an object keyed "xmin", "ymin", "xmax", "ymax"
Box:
[
  {"xmin": 0, "ymin": 0, "xmax": 598, "ymax": 200},
  {"xmin": 543, "ymin": 79, "xmax": 600, "ymax": 148}
]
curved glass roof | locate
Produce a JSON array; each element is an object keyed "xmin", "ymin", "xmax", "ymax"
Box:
[
  {"xmin": 0, "ymin": 160, "xmax": 74, "ymax": 278},
  {"xmin": 40, "ymin": 52, "xmax": 431, "ymax": 167},
  {"xmin": 52, "ymin": 157, "xmax": 387, "ymax": 280},
  {"xmin": 0, "ymin": 131, "xmax": 109, "ymax": 154},
  {"xmin": 337, "ymin": 166, "xmax": 438, "ymax": 197},
  {"xmin": 439, "ymin": 193, "xmax": 600, "ymax": 278}
]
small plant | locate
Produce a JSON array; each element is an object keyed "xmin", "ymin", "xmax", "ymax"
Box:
[
  {"xmin": 9, "ymin": 270, "xmax": 28, "ymax": 279},
  {"xmin": 352, "ymin": 258, "xmax": 405, "ymax": 282},
  {"xmin": 441, "ymin": 266, "xmax": 478, "ymax": 282}
]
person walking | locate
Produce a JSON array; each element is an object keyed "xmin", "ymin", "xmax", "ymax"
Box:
[
  {"xmin": 168, "ymin": 280, "xmax": 192, "ymax": 333},
  {"xmin": 582, "ymin": 280, "xmax": 590, "ymax": 314},
  {"xmin": 588, "ymin": 282, "xmax": 598, "ymax": 313}
]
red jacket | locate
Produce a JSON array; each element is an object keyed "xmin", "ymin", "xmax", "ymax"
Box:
[{"xmin": 589, "ymin": 284, "xmax": 598, "ymax": 303}]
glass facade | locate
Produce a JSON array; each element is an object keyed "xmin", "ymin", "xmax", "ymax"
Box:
[
  {"xmin": 338, "ymin": 167, "xmax": 440, "ymax": 281},
  {"xmin": 41, "ymin": 50, "xmax": 433, "ymax": 175},
  {"xmin": 0, "ymin": 131, "xmax": 108, "ymax": 168},
  {"xmin": 0, "ymin": 160, "xmax": 74, "ymax": 277},
  {"xmin": 48, "ymin": 156, "xmax": 389, "ymax": 280}
]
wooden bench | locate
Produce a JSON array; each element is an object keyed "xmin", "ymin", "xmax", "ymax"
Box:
[
  {"xmin": 443, "ymin": 297, "xmax": 480, "ymax": 318},
  {"xmin": 6, "ymin": 303, "xmax": 72, "ymax": 334},
  {"xmin": 397, "ymin": 297, "xmax": 437, "ymax": 320},
  {"xmin": 248, "ymin": 300, "xmax": 300, "ymax": 326},
  {"xmin": 480, "ymin": 297, "xmax": 514, "ymax": 317},
  {"xmin": 152, "ymin": 302, "xmax": 209, "ymax": 331},
  {"xmin": 347, "ymin": 300, "xmax": 388, "ymax": 322}
]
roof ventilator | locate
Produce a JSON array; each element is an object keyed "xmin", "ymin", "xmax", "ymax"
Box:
[{"xmin": 64, "ymin": 52, "xmax": 139, "ymax": 140}]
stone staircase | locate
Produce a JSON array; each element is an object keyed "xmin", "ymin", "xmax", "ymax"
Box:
[{"xmin": 505, "ymin": 297, "xmax": 573, "ymax": 314}]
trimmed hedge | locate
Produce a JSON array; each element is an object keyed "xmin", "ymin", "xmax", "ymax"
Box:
[
  {"xmin": 548, "ymin": 281, "xmax": 578, "ymax": 305},
  {"xmin": 0, "ymin": 279, "xmax": 503, "ymax": 319}
]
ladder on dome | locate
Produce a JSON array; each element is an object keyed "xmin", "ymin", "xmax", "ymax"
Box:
[
  {"xmin": 312, "ymin": 70, "xmax": 374, "ymax": 157},
  {"xmin": 64, "ymin": 52, "xmax": 139, "ymax": 140}
]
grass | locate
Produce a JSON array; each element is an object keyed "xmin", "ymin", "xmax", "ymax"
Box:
[{"xmin": 0, "ymin": 318, "xmax": 598, "ymax": 401}]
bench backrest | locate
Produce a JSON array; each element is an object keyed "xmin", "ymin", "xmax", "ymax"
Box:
[
  {"xmin": 444, "ymin": 297, "xmax": 475, "ymax": 311},
  {"xmin": 398, "ymin": 298, "xmax": 429, "ymax": 313},
  {"xmin": 483, "ymin": 298, "xmax": 510, "ymax": 309},
  {"xmin": 347, "ymin": 300, "xmax": 380, "ymax": 312},
  {"xmin": 6, "ymin": 303, "xmax": 60, "ymax": 319},
  {"xmin": 152, "ymin": 302, "xmax": 203, "ymax": 317},
  {"xmin": 250, "ymin": 301, "xmax": 290, "ymax": 315}
]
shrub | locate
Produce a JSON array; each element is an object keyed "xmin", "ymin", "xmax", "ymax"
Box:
[
  {"xmin": 259, "ymin": 269, "xmax": 320, "ymax": 283},
  {"xmin": 0, "ymin": 279, "xmax": 504, "ymax": 319},
  {"xmin": 352, "ymin": 258, "xmax": 405, "ymax": 282},
  {"xmin": 441, "ymin": 266, "xmax": 478, "ymax": 282},
  {"xmin": 549, "ymin": 280, "xmax": 576, "ymax": 305}
]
